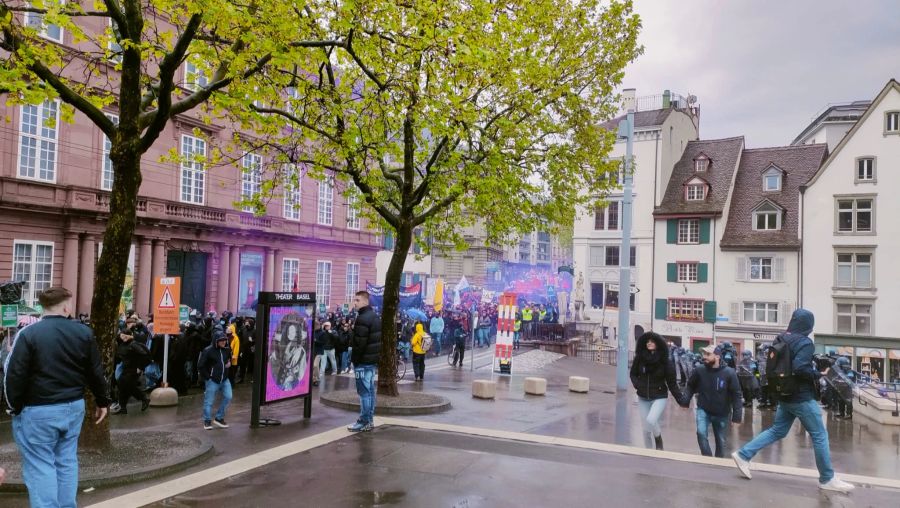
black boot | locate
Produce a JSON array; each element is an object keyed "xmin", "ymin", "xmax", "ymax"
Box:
[{"xmin": 654, "ymin": 435, "xmax": 664, "ymax": 451}]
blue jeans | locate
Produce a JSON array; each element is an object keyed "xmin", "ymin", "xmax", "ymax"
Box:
[
  {"xmin": 12, "ymin": 399, "xmax": 85, "ymax": 508},
  {"xmin": 696, "ymin": 408, "xmax": 729, "ymax": 457},
  {"xmin": 342, "ymin": 347, "xmax": 352, "ymax": 371},
  {"xmin": 355, "ymin": 364, "xmax": 377, "ymax": 425},
  {"xmin": 319, "ymin": 349, "xmax": 337, "ymax": 379},
  {"xmin": 432, "ymin": 332, "xmax": 443, "ymax": 355},
  {"xmin": 637, "ymin": 397, "xmax": 667, "ymax": 448},
  {"xmin": 398, "ymin": 342, "xmax": 411, "ymax": 361},
  {"xmin": 737, "ymin": 399, "xmax": 834, "ymax": 483},
  {"xmin": 202, "ymin": 379, "xmax": 232, "ymax": 422}
]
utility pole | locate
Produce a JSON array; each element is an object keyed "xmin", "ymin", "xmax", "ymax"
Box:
[{"xmin": 616, "ymin": 111, "xmax": 634, "ymax": 391}]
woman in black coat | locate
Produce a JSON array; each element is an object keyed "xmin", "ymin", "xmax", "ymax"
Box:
[{"xmin": 630, "ymin": 331, "xmax": 683, "ymax": 450}]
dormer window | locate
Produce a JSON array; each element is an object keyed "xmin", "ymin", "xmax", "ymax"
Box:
[
  {"xmin": 752, "ymin": 201, "xmax": 782, "ymax": 231},
  {"xmin": 694, "ymin": 154, "xmax": 710, "ymax": 172},
  {"xmin": 684, "ymin": 176, "xmax": 708, "ymax": 201}
]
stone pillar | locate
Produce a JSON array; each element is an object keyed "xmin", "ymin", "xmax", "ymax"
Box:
[
  {"xmin": 273, "ymin": 250, "xmax": 284, "ymax": 293},
  {"xmin": 150, "ymin": 240, "xmax": 166, "ymax": 314},
  {"xmin": 228, "ymin": 246, "xmax": 241, "ymax": 312},
  {"xmin": 62, "ymin": 232, "xmax": 80, "ymax": 302},
  {"xmin": 217, "ymin": 245, "xmax": 231, "ymax": 315},
  {"xmin": 264, "ymin": 248, "xmax": 275, "ymax": 292},
  {"xmin": 77, "ymin": 235, "xmax": 96, "ymax": 314},
  {"xmin": 135, "ymin": 238, "xmax": 153, "ymax": 317}
]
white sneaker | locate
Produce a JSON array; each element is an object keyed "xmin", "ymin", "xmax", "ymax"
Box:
[
  {"xmin": 819, "ymin": 477, "xmax": 855, "ymax": 493},
  {"xmin": 732, "ymin": 451, "xmax": 752, "ymax": 479}
]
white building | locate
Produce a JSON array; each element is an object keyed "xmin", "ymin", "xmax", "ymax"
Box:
[
  {"xmin": 801, "ymin": 79, "xmax": 900, "ymax": 383},
  {"xmin": 573, "ymin": 89, "xmax": 699, "ymax": 346},
  {"xmin": 374, "ymin": 231, "xmax": 431, "ymax": 286},
  {"xmin": 792, "ymin": 100, "xmax": 870, "ymax": 150}
]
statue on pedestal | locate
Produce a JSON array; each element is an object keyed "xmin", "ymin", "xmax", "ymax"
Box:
[{"xmin": 574, "ymin": 271, "xmax": 588, "ymax": 321}]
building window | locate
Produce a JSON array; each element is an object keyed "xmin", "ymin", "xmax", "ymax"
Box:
[
  {"xmin": 282, "ymin": 258, "xmax": 300, "ymax": 291},
  {"xmin": 317, "ymin": 178, "xmax": 334, "ymax": 225},
  {"xmin": 694, "ymin": 156, "xmax": 709, "ymax": 172},
  {"xmin": 605, "ymin": 246, "xmax": 620, "ymax": 266},
  {"xmin": 836, "ymin": 253, "xmax": 872, "ymax": 289},
  {"xmin": 629, "ymin": 246, "xmax": 637, "ymax": 267},
  {"xmin": 316, "ymin": 260, "xmax": 332, "ymax": 308},
  {"xmin": 18, "ymin": 100, "xmax": 59, "ymax": 182},
  {"xmin": 25, "ymin": 1, "xmax": 63, "ymax": 42},
  {"xmin": 668, "ymin": 299, "xmax": 703, "ymax": 321},
  {"xmin": 185, "ymin": 60, "xmax": 208, "ymax": 91},
  {"xmin": 180, "ymin": 135, "xmax": 206, "ymax": 204},
  {"xmin": 763, "ymin": 168, "xmax": 782, "ymax": 191},
  {"xmin": 108, "ymin": 19, "xmax": 122, "ymax": 62},
  {"xmin": 677, "ymin": 262, "xmax": 698, "ymax": 283},
  {"xmin": 346, "ymin": 192, "xmax": 361, "ymax": 229},
  {"xmin": 100, "ymin": 114, "xmax": 119, "ymax": 191},
  {"xmin": 753, "ymin": 202, "xmax": 781, "ymax": 230},
  {"xmin": 677, "ymin": 219, "xmax": 699, "ymax": 244},
  {"xmin": 283, "ymin": 164, "xmax": 301, "ymax": 220},
  {"xmin": 594, "ymin": 201, "xmax": 621, "ymax": 231},
  {"xmin": 12, "ymin": 241, "xmax": 54, "ymax": 306},
  {"xmin": 605, "ymin": 286, "xmax": 635, "ymax": 311},
  {"xmin": 837, "ymin": 198, "xmax": 873, "ymax": 233},
  {"xmin": 743, "ymin": 302, "xmax": 779, "ymax": 324},
  {"xmin": 886, "ymin": 111, "xmax": 899, "ymax": 133},
  {"xmin": 346, "ymin": 263, "xmax": 360, "ymax": 302},
  {"xmin": 836, "ymin": 302, "xmax": 872, "ymax": 335},
  {"xmin": 589, "ymin": 246, "xmax": 604, "ymax": 266},
  {"xmin": 856, "ymin": 158, "xmax": 875, "ymax": 182},
  {"xmin": 749, "ymin": 257, "xmax": 773, "ymax": 280},
  {"xmin": 241, "ymin": 152, "xmax": 262, "ymax": 212},
  {"xmin": 686, "ymin": 184, "xmax": 706, "ymax": 201}
]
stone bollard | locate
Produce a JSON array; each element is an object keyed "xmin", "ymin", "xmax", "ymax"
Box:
[
  {"xmin": 524, "ymin": 377, "xmax": 547, "ymax": 396},
  {"xmin": 472, "ymin": 380, "xmax": 497, "ymax": 399},
  {"xmin": 568, "ymin": 376, "xmax": 590, "ymax": 393}
]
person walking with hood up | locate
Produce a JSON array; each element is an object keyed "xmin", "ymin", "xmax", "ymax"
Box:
[
  {"xmin": 630, "ymin": 331, "xmax": 683, "ymax": 450},
  {"xmin": 732, "ymin": 309, "xmax": 854, "ymax": 493}
]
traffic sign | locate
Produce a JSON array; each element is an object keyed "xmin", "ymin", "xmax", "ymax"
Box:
[
  {"xmin": 1, "ymin": 304, "xmax": 16, "ymax": 328},
  {"xmin": 606, "ymin": 283, "xmax": 640, "ymax": 294},
  {"xmin": 179, "ymin": 305, "xmax": 190, "ymax": 322},
  {"xmin": 153, "ymin": 277, "xmax": 181, "ymax": 334}
]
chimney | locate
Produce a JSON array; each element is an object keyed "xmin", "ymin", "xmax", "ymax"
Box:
[
  {"xmin": 662, "ymin": 89, "xmax": 671, "ymax": 109},
  {"xmin": 622, "ymin": 88, "xmax": 636, "ymax": 113}
]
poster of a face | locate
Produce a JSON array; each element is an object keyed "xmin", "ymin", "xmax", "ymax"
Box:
[
  {"xmin": 264, "ymin": 304, "xmax": 313, "ymax": 402},
  {"xmin": 239, "ymin": 252, "xmax": 264, "ymax": 311}
]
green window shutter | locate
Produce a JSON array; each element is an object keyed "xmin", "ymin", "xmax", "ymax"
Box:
[
  {"xmin": 666, "ymin": 220, "xmax": 677, "ymax": 244},
  {"xmin": 667, "ymin": 263, "xmax": 677, "ymax": 282},
  {"xmin": 655, "ymin": 299, "xmax": 668, "ymax": 320},
  {"xmin": 697, "ymin": 263, "xmax": 708, "ymax": 283},
  {"xmin": 699, "ymin": 218, "xmax": 711, "ymax": 244},
  {"xmin": 703, "ymin": 300, "xmax": 717, "ymax": 323}
]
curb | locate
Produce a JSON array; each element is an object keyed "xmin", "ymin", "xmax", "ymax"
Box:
[{"xmin": 319, "ymin": 391, "xmax": 452, "ymax": 416}]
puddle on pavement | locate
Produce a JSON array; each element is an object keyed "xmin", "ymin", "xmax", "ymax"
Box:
[{"xmin": 352, "ymin": 490, "xmax": 407, "ymax": 506}]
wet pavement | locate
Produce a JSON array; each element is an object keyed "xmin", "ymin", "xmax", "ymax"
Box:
[{"xmin": 1, "ymin": 347, "xmax": 898, "ymax": 507}]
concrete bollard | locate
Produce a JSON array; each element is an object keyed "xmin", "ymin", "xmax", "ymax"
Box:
[
  {"xmin": 472, "ymin": 380, "xmax": 497, "ymax": 399},
  {"xmin": 524, "ymin": 377, "xmax": 547, "ymax": 396},
  {"xmin": 149, "ymin": 386, "xmax": 179, "ymax": 407},
  {"xmin": 568, "ymin": 376, "xmax": 590, "ymax": 393}
]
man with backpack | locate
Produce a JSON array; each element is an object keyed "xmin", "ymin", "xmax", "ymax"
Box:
[
  {"xmin": 732, "ymin": 309, "xmax": 854, "ymax": 493},
  {"xmin": 113, "ymin": 317, "xmax": 152, "ymax": 414}
]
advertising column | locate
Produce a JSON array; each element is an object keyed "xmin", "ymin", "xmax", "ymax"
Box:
[{"xmin": 493, "ymin": 292, "xmax": 517, "ymax": 374}]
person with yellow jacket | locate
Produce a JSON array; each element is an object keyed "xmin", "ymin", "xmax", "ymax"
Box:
[
  {"xmin": 411, "ymin": 322, "xmax": 427, "ymax": 382},
  {"xmin": 227, "ymin": 322, "xmax": 240, "ymax": 383}
]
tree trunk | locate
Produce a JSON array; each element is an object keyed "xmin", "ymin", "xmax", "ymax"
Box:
[
  {"xmin": 79, "ymin": 147, "xmax": 143, "ymax": 451},
  {"xmin": 377, "ymin": 224, "xmax": 414, "ymax": 396}
]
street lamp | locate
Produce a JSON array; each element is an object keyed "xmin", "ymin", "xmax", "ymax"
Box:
[{"xmin": 616, "ymin": 111, "xmax": 634, "ymax": 391}]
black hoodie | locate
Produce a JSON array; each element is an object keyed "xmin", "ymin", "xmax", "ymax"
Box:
[{"xmin": 630, "ymin": 332, "xmax": 683, "ymax": 401}]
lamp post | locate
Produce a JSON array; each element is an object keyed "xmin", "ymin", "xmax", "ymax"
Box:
[{"xmin": 616, "ymin": 111, "xmax": 634, "ymax": 391}]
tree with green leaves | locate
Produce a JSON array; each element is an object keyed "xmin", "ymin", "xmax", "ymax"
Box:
[
  {"xmin": 0, "ymin": 0, "xmax": 351, "ymax": 449},
  {"xmin": 236, "ymin": 0, "xmax": 642, "ymax": 396}
]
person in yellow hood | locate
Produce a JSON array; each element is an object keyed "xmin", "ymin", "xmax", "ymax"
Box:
[
  {"xmin": 411, "ymin": 322, "xmax": 427, "ymax": 382},
  {"xmin": 227, "ymin": 322, "xmax": 240, "ymax": 383}
]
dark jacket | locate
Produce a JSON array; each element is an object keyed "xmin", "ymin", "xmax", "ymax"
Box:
[
  {"xmin": 681, "ymin": 364, "xmax": 743, "ymax": 422},
  {"xmin": 4, "ymin": 315, "xmax": 110, "ymax": 413},
  {"xmin": 775, "ymin": 309, "xmax": 820, "ymax": 403},
  {"xmin": 197, "ymin": 344, "xmax": 232, "ymax": 383},
  {"xmin": 630, "ymin": 332, "xmax": 682, "ymax": 401},
  {"xmin": 351, "ymin": 306, "xmax": 382, "ymax": 365},
  {"xmin": 116, "ymin": 338, "xmax": 151, "ymax": 372},
  {"xmin": 316, "ymin": 328, "xmax": 337, "ymax": 350}
]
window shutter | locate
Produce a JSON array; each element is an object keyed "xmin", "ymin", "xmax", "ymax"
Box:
[
  {"xmin": 699, "ymin": 218, "xmax": 712, "ymax": 244},
  {"xmin": 667, "ymin": 263, "xmax": 677, "ymax": 282},
  {"xmin": 655, "ymin": 299, "xmax": 668, "ymax": 320},
  {"xmin": 781, "ymin": 302, "xmax": 794, "ymax": 325},
  {"xmin": 773, "ymin": 257, "xmax": 785, "ymax": 282},
  {"xmin": 730, "ymin": 302, "xmax": 741, "ymax": 324},
  {"xmin": 736, "ymin": 257, "xmax": 747, "ymax": 281},
  {"xmin": 703, "ymin": 300, "xmax": 717, "ymax": 323},
  {"xmin": 698, "ymin": 263, "xmax": 709, "ymax": 283},
  {"xmin": 667, "ymin": 220, "xmax": 677, "ymax": 244}
]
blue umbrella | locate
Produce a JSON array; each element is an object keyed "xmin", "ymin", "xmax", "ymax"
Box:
[{"xmin": 404, "ymin": 308, "xmax": 427, "ymax": 322}]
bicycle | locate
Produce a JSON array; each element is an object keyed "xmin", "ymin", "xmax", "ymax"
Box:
[
  {"xmin": 395, "ymin": 347, "xmax": 407, "ymax": 381},
  {"xmin": 447, "ymin": 343, "xmax": 458, "ymax": 366}
]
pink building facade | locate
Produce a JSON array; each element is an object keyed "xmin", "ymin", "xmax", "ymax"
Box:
[{"xmin": 0, "ymin": 101, "xmax": 378, "ymax": 316}]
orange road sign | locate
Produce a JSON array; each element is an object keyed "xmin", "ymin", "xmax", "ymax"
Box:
[{"xmin": 154, "ymin": 277, "xmax": 181, "ymax": 334}]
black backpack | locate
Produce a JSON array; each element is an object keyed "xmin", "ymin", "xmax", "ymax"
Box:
[{"xmin": 766, "ymin": 335, "xmax": 797, "ymax": 397}]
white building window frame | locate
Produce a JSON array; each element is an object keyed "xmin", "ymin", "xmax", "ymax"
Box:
[
  {"xmin": 742, "ymin": 301, "xmax": 779, "ymax": 324},
  {"xmin": 108, "ymin": 18, "xmax": 123, "ymax": 63},
  {"xmin": 316, "ymin": 260, "xmax": 332, "ymax": 308},
  {"xmin": 748, "ymin": 256, "xmax": 773, "ymax": 281},
  {"xmin": 283, "ymin": 165, "xmax": 302, "ymax": 221},
  {"xmin": 346, "ymin": 191, "xmax": 361, "ymax": 230},
  {"xmin": 763, "ymin": 167, "xmax": 782, "ymax": 192},
  {"xmin": 854, "ymin": 157, "xmax": 876, "ymax": 183},
  {"xmin": 693, "ymin": 155, "xmax": 709, "ymax": 172},
  {"xmin": 685, "ymin": 184, "xmax": 706, "ymax": 201},
  {"xmin": 12, "ymin": 240, "xmax": 55, "ymax": 306},
  {"xmin": 241, "ymin": 152, "xmax": 262, "ymax": 213},
  {"xmin": 835, "ymin": 196, "xmax": 874, "ymax": 234},
  {"xmin": 885, "ymin": 111, "xmax": 899, "ymax": 134},
  {"xmin": 677, "ymin": 262, "xmax": 698, "ymax": 283},
  {"xmin": 25, "ymin": 0, "xmax": 64, "ymax": 42},
  {"xmin": 835, "ymin": 301, "xmax": 873, "ymax": 335},
  {"xmin": 180, "ymin": 134, "xmax": 206, "ymax": 205},
  {"xmin": 752, "ymin": 201, "xmax": 782, "ymax": 231},
  {"xmin": 835, "ymin": 251, "xmax": 873, "ymax": 290},
  {"xmin": 668, "ymin": 298, "xmax": 703, "ymax": 322},
  {"xmin": 594, "ymin": 201, "xmax": 621, "ymax": 231},
  {"xmin": 281, "ymin": 258, "xmax": 300, "ymax": 292},
  {"xmin": 100, "ymin": 113, "xmax": 120, "ymax": 191},
  {"xmin": 345, "ymin": 262, "xmax": 360, "ymax": 302},
  {"xmin": 185, "ymin": 60, "xmax": 209, "ymax": 91},
  {"xmin": 677, "ymin": 218, "xmax": 699, "ymax": 244},
  {"xmin": 18, "ymin": 100, "xmax": 60, "ymax": 183},
  {"xmin": 317, "ymin": 177, "xmax": 334, "ymax": 226}
]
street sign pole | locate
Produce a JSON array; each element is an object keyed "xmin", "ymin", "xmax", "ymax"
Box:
[
  {"xmin": 616, "ymin": 110, "xmax": 635, "ymax": 391},
  {"xmin": 150, "ymin": 277, "xmax": 181, "ymax": 406},
  {"xmin": 162, "ymin": 334, "xmax": 170, "ymax": 387}
]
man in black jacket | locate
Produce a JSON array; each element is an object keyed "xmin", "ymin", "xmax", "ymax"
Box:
[
  {"xmin": 113, "ymin": 317, "xmax": 151, "ymax": 414},
  {"xmin": 4, "ymin": 287, "xmax": 109, "ymax": 508},
  {"xmin": 348, "ymin": 291, "xmax": 381, "ymax": 432},
  {"xmin": 678, "ymin": 344, "xmax": 742, "ymax": 457},
  {"xmin": 197, "ymin": 327, "xmax": 233, "ymax": 430}
]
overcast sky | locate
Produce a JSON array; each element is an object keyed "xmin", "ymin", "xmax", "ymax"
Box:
[{"xmin": 622, "ymin": 0, "xmax": 900, "ymax": 147}]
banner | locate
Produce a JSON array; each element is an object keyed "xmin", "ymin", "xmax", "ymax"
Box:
[
  {"xmin": 434, "ymin": 279, "xmax": 444, "ymax": 312},
  {"xmin": 365, "ymin": 281, "xmax": 422, "ymax": 310}
]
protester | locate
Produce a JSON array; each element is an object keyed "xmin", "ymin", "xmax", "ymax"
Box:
[
  {"xmin": 411, "ymin": 321, "xmax": 426, "ymax": 381},
  {"xmin": 732, "ymin": 309, "xmax": 854, "ymax": 493},
  {"xmin": 429, "ymin": 312, "xmax": 445, "ymax": 356},
  {"xmin": 737, "ymin": 350, "xmax": 760, "ymax": 408},
  {"xmin": 630, "ymin": 331, "xmax": 683, "ymax": 450},
  {"xmin": 198, "ymin": 327, "xmax": 233, "ymax": 430},
  {"xmin": 450, "ymin": 316, "xmax": 467, "ymax": 367},
  {"xmin": 4, "ymin": 287, "xmax": 109, "ymax": 507},
  {"xmin": 349, "ymin": 291, "xmax": 381, "ymax": 432},
  {"xmin": 679, "ymin": 344, "xmax": 743, "ymax": 457},
  {"xmin": 114, "ymin": 318, "xmax": 152, "ymax": 414},
  {"xmin": 317, "ymin": 321, "xmax": 339, "ymax": 382}
]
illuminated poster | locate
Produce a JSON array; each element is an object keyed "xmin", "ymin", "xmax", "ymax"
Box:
[
  {"xmin": 239, "ymin": 252, "xmax": 264, "ymax": 311},
  {"xmin": 264, "ymin": 302, "xmax": 314, "ymax": 402}
]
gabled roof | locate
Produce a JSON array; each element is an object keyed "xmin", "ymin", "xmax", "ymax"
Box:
[
  {"xmin": 721, "ymin": 144, "xmax": 828, "ymax": 249},
  {"xmin": 683, "ymin": 175, "xmax": 710, "ymax": 186},
  {"xmin": 804, "ymin": 79, "xmax": 900, "ymax": 188},
  {"xmin": 751, "ymin": 198, "xmax": 784, "ymax": 212},
  {"xmin": 762, "ymin": 164, "xmax": 786, "ymax": 175},
  {"xmin": 601, "ymin": 108, "xmax": 675, "ymax": 131},
  {"xmin": 654, "ymin": 136, "xmax": 744, "ymax": 216}
]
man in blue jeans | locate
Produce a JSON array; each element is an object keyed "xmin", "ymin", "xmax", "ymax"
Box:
[
  {"xmin": 348, "ymin": 291, "xmax": 381, "ymax": 432},
  {"xmin": 429, "ymin": 312, "xmax": 444, "ymax": 356},
  {"xmin": 197, "ymin": 327, "xmax": 233, "ymax": 430},
  {"xmin": 732, "ymin": 309, "xmax": 854, "ymax": 493},
  {"xmin": 678, "ymin": 344, "xmax": 742, "ymax": 457},
  {"xmin": 4, "ymin": 287, "xmax": 110, "ymax": 507}
]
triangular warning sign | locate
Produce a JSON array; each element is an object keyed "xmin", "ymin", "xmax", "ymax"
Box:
[{"xmin": 158, "ymin": 287, "xmax": 176, "ymax": 309}]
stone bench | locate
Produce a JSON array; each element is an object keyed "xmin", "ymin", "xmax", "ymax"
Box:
[
  {"xmin": 472, "ymin": 380, "xmax": 497, "ymax": 399},
  {"xmin": 524, "ymin": 377, "xmax": 547, "ymax": 396},
  {"xmin": 568, "ymin": 376, "xmax": 590, "ymax": 393}
]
